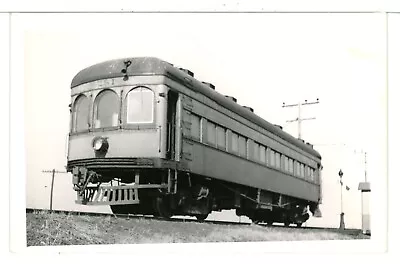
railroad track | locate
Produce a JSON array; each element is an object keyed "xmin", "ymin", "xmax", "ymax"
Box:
[
  {"xmin": 26, "ymin": 208, "xmax": 250, "ymax": 227},
  {"xmin": 26, "ymin": 208, "xmax": 365, "ymax": 235}
]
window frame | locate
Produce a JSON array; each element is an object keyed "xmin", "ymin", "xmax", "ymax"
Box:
[
  {"xmin": 216, "ymin": 125, "xmax": 226, "ymax": 150},
  {"xmin": 190, "ymin": 113, "xmax": 201, "ymax": 141},
  {"xmin": 259, "ymin": 145, "xmax": 266, "ymax": 163},
  {"xmin": 71, "ymin": 94, "xmax": 90, "ymax": 133},
  {"xmin": 253, "ymin": 142, "xmax": 260, "ymax": 162},
  {"xmin": 125, "ymin": 86, "xmax": 156, "ymax": 126},
  {"xmin": 284, "ymin": 156, "xmax": 289, "ymax": 172},
  {"xmin": 238, "ymin": 135, "xmax": 247, "ymax": 158},
  {"xmin": 206, "ymin": 121, "xmax": 217, "ymax": 146},
  {"xmin": 300, "ymin": 163, "xmax": 305, "ymax": 178},
  {"xmin": 270, "ymin": 149, "xmax": 275, "ymax": 167},
  {"xmin": 93, "ymin": 89, "xmax": 120, "ymax": 130},
  {"xmin": 231, "ymin": 132, "xmax": 239, "ymax": 154},
  {"xmin": 275, "ymin": 152, "xmax": 281, "ymax": 170}
]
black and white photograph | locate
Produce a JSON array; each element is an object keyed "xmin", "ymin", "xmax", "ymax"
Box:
[{"xmin": 5, "ymin": 1, "xmax": 398, "ymax": 259}]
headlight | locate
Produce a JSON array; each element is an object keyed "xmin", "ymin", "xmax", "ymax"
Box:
[
  {"xmin": 92, "ymin": 137, "xmax": 109, "ymax": 152},
  {"xmin": 93, "ymin": 139, "xmax": 103, "ymax": 151}
]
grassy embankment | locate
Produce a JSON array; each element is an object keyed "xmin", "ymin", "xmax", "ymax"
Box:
[{"xmin": 26, "ymin": 210, "xmax": 369, "ymax": 246}]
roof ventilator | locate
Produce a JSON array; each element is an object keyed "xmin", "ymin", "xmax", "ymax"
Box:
[
  {"xmin": 243, "ymin": 106, "xmax": 254, "ymax": 112},
  {"xmin": 202, "ymin": 82, "xmax": 215, "ymax": 90},
  {"xmin": 274, "ymin": 125, "xmax": 283, "ymax": 129},
  {"xmin": 225, "ymin": 96, "xmax": 237, "ymax": 103},
  {"xmin": 178, "ymin": 68, "xmax": 194, "ymax": 77}
]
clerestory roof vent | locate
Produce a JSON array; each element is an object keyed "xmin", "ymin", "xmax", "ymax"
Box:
[
  {"xmin": 243, "ymin": 106, "xmax": 254, "ymax": 112},
  {"xmin": 225, "ymin": 96, "xmax": 237, "ymax": 103},
  {"xmin": 306, "ymin": 142, "xmax": 314, "ymax": 148},
  {"xmin": 178, "ymin": 68, "xmax": 194, "ymax": 77},
  {"xmin": 202, "ymin": 82, "xmax": 215, "ymax": 90}
]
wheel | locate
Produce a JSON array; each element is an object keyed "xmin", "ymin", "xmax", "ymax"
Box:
[
  {"xmin": 153, "ymin": 197, "xmax": 172, "ymax": 219},
  {"xmin": 196, "ymin": 214, "xmax": 208, "ymax": 221},
  {"xmin": 284, "ymin": 221, "xmax": 291, "ymax": 227},
  {"xmin": 266, "ymin": 221, "xmax": 274, "ymax": 226},
  {"xmin": 296, "ymin": 223, "xmax": 303, "ymax": 227}
]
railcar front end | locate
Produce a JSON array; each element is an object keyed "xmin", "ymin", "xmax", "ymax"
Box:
[{"xmin": 67, "ymin": 58, "xmax": 184, "ymax": 216}]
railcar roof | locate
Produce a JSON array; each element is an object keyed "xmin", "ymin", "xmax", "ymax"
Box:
[{"xmin": 71, "ymin": 57, "xmax": 322, "ymax": 160}]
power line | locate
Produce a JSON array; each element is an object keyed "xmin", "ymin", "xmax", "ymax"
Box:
[
  {"xmin": 42, "ymin": 169, "xmax": 69, "ymax": 211},
  {"xmin": 282, "ymin": 99, "xmax": 319, "ymax": 139}
]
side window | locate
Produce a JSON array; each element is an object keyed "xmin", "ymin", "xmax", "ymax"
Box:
[
  {"xmin": 300, "ymin": 164, "xmax": 305, "ymax": 178},
  {"xmin": 305, "ymin": 166, "xmax": 309, "ymax": 180},
  {"xmin": 94, "ymin": 90, "xmax": 119, "ymax": 128},
  {"xmin": 232, "ymin": 132, "xmax": 239, "ymax": 153},
  {"xmin": 284, "ymin": 156, "xmax": 289, "ymax": 172},
  {"xmin": 216, "ymin": 125, "xmax": 226, "ymax": 149},
  {"xmin": 270, "ymin": 149, "xmax": 275, "ymax": 167},
  {"xmin": 311, "ymin": 168, "xmax": 316, "ymax": 182},
  {"xmin": 260, "ymin": 145, "xmax": 266, "ymax": 163},
  {"xmin": 73, "ymin": 94, "xmax": 89, "ymax": 132},
  {"xmin": 207, "ymin": 121, "xmax": 217, "ymax": 146},
  {"xmin": 238, "ymin": 136, "xmax": 247, "ymax": 157},
  {"xmin": 253, "ymin": 142, "xmax": 260, "ymax": 161},
  {"xmin": 296, "ymin": 162, "xmax": 301, "ymax": 177},
  {"xmin": 275, "ymin": 152, "xmax": 281, "ymax": 169},
  {"xmin": 289, "ymin": 159, "xmax": 294, "ymax": 174},
  {"xmin": 126, "ymin": 87, "xmax": 154, "ymax": 124},
  {"xmin": 191, "ymin": 114, "xmax": 201, "ymax": 140}
]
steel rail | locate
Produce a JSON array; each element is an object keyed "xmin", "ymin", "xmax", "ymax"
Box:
[{"xmin": 26, "ymin": 208, "xmax": 366, "ymax": 235}]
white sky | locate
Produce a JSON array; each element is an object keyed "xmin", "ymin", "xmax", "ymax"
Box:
[{"xmin": 7, "ymin": 11, "xmax": 395, "ymax": 253}]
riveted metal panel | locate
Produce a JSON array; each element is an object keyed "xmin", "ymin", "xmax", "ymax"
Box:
[
  {"xmin": 188, "ymin": 141, "xmax": 320, "ymax": 202},
  {"xmin": 68, "ymin": 129, "xmax": 160, "ymax": 161}
]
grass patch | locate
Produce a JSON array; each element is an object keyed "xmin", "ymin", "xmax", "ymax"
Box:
[{"xmin": 26, "ymin": 210, "xmax": 369, "ymax": 246}]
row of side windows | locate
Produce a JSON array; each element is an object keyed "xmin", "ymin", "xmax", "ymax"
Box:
[
  {"xmin": 190, "ymin": 113, "xmax": 317, "ymax": 183},
  {"xmin": 252, "ymin": 141, "xmax": 316, "ymax": 182}
]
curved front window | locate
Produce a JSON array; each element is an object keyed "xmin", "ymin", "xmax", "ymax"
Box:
[
  {"xmin": 94, "ymin": 90, "xmax": 119, "ymax": 128},
  {"xmin": 72, "ymin": 95, "xmax": 89, "ymax": 132},
  {"xmin": 126, "ymin": 87, "xmax": 154, "ymax": 123}
]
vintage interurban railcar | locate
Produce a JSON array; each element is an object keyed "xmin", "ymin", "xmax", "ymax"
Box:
[{"xmin": 67, "ymin": 57, "xmax": 322, "ymax": 226}]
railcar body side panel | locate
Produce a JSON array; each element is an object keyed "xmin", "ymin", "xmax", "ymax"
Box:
[
  {"xmin": 163, "ymin": 79, "xmax": 320, "ymax": 166},
  {"xmin": 167, "ymin": 77, "xmax": 321, "ymax": 203},
  {"xmin": 190, "ymin": 141, "xmax": 319, "ymax": 202}
]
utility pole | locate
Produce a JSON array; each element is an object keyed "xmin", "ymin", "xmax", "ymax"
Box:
[
  {"xmin": 282, "ymin": 99, "xmax": 319, "ymax": 139},
  {"xmin": 42, "ymin": 169, "xmax": 68, "ymax": 211},
  {"xmin": 338, "ymin": 169, "xmax": 345, "ymax": 230},
  {"xmin": 364, "ymin": 152, "xmax": 368, "ymax": 182}
]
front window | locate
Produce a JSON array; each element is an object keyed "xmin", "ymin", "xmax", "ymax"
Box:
[
  {"xmin": 94, "ymin": 90, "xmax": 119, "ymax": 128},
  {"xmin": 72, "ymin": 95, "xmax": 89, "ymax": 132},
  {"xmin": 126, "ymin": 87, "xmax": 154, "ymax": 123}
]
